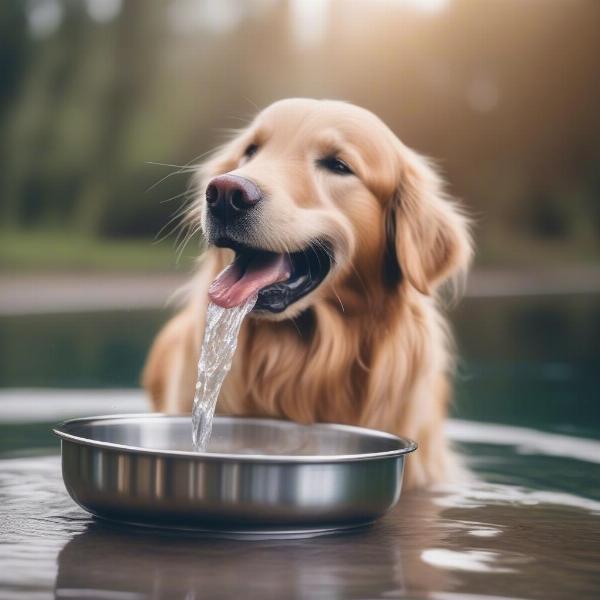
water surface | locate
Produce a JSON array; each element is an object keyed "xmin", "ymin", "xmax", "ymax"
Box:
[{"xmin": 1, "ymin": 294, "xmax": 599, "ymax": 599}]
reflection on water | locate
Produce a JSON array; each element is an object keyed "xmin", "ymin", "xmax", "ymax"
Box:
[
  {"xmin": 0, "ymin": 453, "xmax": 599, "ymax": 599},
  {"xmin": 452, "ymin": 295, "xmax": 600, "ymax": 439},
  {"xmin": 1, "ymin": 295, "xmax": 598, "ymax": 434},
  {"xmin": 0, "ymin": 310, "xmax": 165, "ymax": 389},
  {"xmin": 0, "ymin": 295, "xmax": 600, "ymax": 598}
]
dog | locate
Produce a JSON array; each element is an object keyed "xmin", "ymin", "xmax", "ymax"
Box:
[{"xmin": 143, "ymin": 98, "xmax": 472, "ymax": 488}]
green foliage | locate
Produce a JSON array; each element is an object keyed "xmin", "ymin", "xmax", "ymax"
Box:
[
  {"xmin": 0, "ymin": 230, "xmax": 199, "ymax": 272},
  {"xmin": 0, "ymin": 0, "xmax": 599, "ymax": 270}
]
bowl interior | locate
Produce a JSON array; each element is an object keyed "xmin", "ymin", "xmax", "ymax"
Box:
[{"xmin": 56, "ymin": 415, "xmax": 415, "ymax": 459}]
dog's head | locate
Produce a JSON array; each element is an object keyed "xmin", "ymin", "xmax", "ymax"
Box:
[{"xmin": 193, "ymin": 99, "xmax": 471, "ymax": 318}]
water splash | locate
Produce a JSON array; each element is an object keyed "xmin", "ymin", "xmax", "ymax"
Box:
[{"xmin": 192, "ymin": 294, "xmax": 257, "ymax": 451}]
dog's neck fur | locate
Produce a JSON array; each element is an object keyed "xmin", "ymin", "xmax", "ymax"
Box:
[
  {"xmin": 220, "ymin": 302, "xmax": 370, "ymax": 424},
  {"xmin": 219, "ymin": 282, "xmax": 448, "ymax": 430},
  {"xmin": 195, "ymin": 250, "xmax": 457, "ymax": 487}
]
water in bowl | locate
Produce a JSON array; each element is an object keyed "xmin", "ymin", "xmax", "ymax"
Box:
[{"xmin": 191, "ymin": 294, "xmax": 257, "ymax": 451}]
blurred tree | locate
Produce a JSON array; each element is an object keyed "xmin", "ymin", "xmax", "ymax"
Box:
[
  {"xmin": 0, "ymin": 0, "xmax": 598, "ymax": 267},
  {"xmin": 0, "ymin": 1, "xmax": 29, "ymax": 225},
  {"xmin": 76, "ymin": 0, "xmax": 166, "ymax": 236},
  {"xmin": 0, "ymin": 2, "xmax": 28, "ymax": 111}
]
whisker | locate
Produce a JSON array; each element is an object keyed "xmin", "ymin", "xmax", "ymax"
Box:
[
  {"xmin": 145, "ymin": 161, "xmax": 198, "ymax": 171},
  {"xmin": 175, "ymin": 223, "xmax": 202, "ymax": 263},
  {"xmin": 332, "ymin": 285, "xmax": 345, "ymax": 313},
  {"xmin": 153, "ymin": 201, "xmax": 194, "ymax": 244},
  {"xmin": 241, "ymin": 95, "xmax": 259, "ymax": 112},
  {"xmin": 312, "ymin": 238, "xmax": 371, "ymax": 307},
  {"xmin": 145, "ymin": 167, "xmax": 191, "ymax": 194},
  {"xmin": 224, "ymin": 115, "xmax": 253, "ymax": 125},
  {"xmin": 312, "ymin": 244, "xmax": 323, "ymax": 273},
  {"xmin": 310, "ymin": 241, "xmax": 345, "ymax": 313},
  {"xmin": 173, "ymin": 217, "xmax": 192, "ymax": 249},
  {"xmin": 144, "ymin": 148, "xmax": 215, "ymax": 193},
  {"xmin": 159, "ymin": 189, "xmax": 192, "ymax": 205},
  {"xmin": 290, "ymin": 317, "xmax": 304, "ymax": 340}
]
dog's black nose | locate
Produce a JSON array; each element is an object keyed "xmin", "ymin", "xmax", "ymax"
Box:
[{"xmin": 206, "ymin": 174, "xmax": 262, "ymax": 223}]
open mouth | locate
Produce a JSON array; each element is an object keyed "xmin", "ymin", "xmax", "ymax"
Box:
[{"xmin": 208, "ymin": 239, "xmax": 333, "ymax": 313}]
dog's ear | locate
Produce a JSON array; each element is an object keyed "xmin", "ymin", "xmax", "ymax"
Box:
[{"xmin": 384, "ymin": 150, "xmax": 472, "ymax": 295}]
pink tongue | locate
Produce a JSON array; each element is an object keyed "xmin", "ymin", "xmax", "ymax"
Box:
[{"xmin": 208, "ymin": 253, "xmax": 292, "ymax": 308}]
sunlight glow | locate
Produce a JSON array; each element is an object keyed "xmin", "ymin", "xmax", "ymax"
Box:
[
  {"xmin": 374, "ymin": 0, "xmax": 450, "ymax": 14},
  {"xmin": 168, "ymin": 0, "xmax": 244, "ymax": 35},
  {"xmin": 290, "ymin": 0, "xmax": 331, "ymax": 48},
  {"xmin": 84, "ymin": 0, "xmax": 122, "ymax": 24},
  {"xmin": 27, "ymin": 0, "xmax": 62, "ymax": 39},
  {"xmin": 408, "ymin": 0, "xmax": 450, "ymax": 13}
]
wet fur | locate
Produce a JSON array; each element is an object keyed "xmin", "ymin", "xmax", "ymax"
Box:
[{"xmin": 143, "ymin": 99, "xmax": 472, "ymax": 488}]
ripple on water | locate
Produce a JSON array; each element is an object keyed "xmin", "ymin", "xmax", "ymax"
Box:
[{"xmin": 1, "ymin": 450, "xmax": 600, "ymax": 599}]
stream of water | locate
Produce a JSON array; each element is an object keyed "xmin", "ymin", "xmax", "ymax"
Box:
[{"xmin": 191, "ymin": 294, "xmax": 257, "ymax": 451}]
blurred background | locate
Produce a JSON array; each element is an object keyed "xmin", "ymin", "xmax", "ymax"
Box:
[
  {"xmin": 0, "ymin": 0, "xmax": 599, "ymax": 447},
  {"xmin": 1, "ymin": 0, "xmax": 599, "ymax": 272},
  {"xmin": 2, "ymin": 4, "xmax": 600, "ymax": 596}
]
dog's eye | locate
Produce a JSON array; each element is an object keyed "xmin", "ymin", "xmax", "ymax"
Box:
[
  {"xmin": 244, "ymin": 143, "xmax": 259, "ymax": 159},
  {"xmin": 317, "ymin": 156, "xmax": 354, "ymax": 176}
]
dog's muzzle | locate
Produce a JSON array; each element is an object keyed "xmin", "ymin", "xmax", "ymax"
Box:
[
  {"xmin": 206, "ymin": 174, "xmax": 261, "ymax": 224},
  {"xmin": 204, "ymin": 174, "xmax": 333, "ymax": 314}
]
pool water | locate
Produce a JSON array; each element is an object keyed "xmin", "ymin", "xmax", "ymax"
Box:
[{"xmin": 1, "ymin": 295, "xmax": 599, "ymax": 599}]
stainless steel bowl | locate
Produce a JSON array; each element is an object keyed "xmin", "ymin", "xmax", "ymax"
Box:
[{"xmin": 54, "ymin": 414, "xmax": 416, "ymax": 536}]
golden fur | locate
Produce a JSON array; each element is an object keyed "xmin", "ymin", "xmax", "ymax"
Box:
[{"xmin": 143, "ymin": 99, "xmax": 472, "ymax": 488}]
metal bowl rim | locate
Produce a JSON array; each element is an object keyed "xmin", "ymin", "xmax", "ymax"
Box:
[{"xmin": 53, "ymin": 413, "xmax": 418, "ymax": 463}]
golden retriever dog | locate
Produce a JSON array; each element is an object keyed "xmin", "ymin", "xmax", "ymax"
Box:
[{"xmin": 143, "ymin": 98, "xmax": 472, "ymax": 488}]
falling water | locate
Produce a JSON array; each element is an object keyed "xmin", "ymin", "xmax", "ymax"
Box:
[{"xmin": 192, "ymin": 294, "xmax": 257, "ymax": 451}]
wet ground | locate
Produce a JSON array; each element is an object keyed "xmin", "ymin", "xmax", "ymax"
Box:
[{"xmin": 1, "ymin": 294, "xmax": 600, "ymax": 599}]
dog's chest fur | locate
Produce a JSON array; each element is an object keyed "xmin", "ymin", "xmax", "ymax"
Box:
[{"xmin": 218, "ymin": 305, "xmax": 378, "ymax": 425}]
